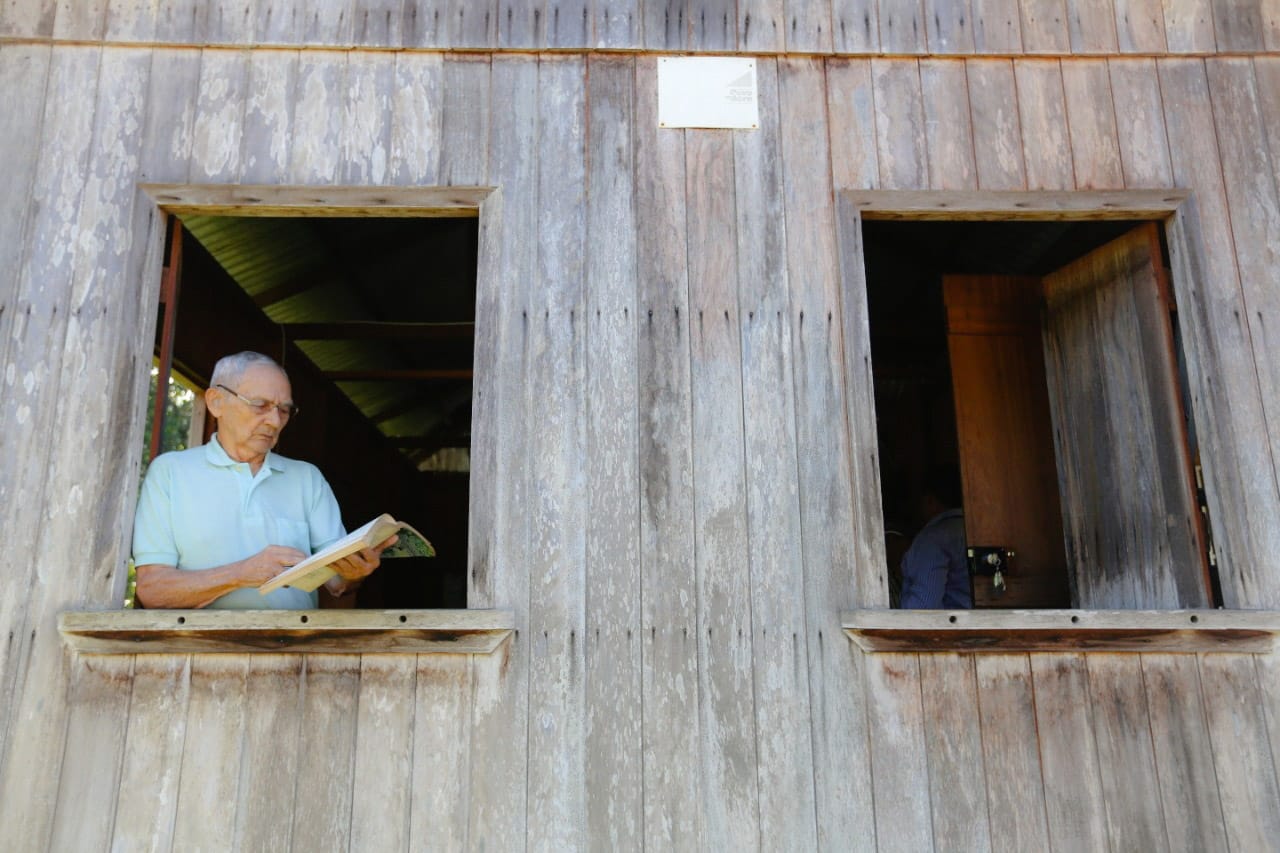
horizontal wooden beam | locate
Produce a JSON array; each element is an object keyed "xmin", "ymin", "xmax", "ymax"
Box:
[
  {"xmin": 325, "ymin": 368, "xmax": 473, "ymax": 381},
  {"xmin": 143, "ymin": 184, "xmax": 492, "ymax": 218},
  {"xmin": 842, "ymin": 608, "xmax": 1280, "ymax": 653},
  {"xmin": 846, "ymin": 189, "xmax": 1189, "ymax": 221},
  {"xmin": 59, "ymin": 609, "xmax": 513, "ymax": 655},
  {"xmin": 283, "ymin": 321, "xmax": 475, "ymax": 341}
]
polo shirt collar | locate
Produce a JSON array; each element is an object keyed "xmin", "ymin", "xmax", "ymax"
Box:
[{"xmin": 204, "ymin": 432, "xmax": 286, "ymax": 473}]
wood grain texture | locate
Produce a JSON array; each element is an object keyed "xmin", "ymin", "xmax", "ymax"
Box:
[
  {"xmin": 1198, "ymin": 654, "xmax": 1280, "ymax": 851},
  {"xmin": 865, "ymin": 653, "xmax": 929, "ymax": 853},
  {"xmin": 832, "ymin": 0, "xmax": 878, "ymax": 52},
  {"xmin": 233, "ymin": 657, "xmax": 304, "ymax": 852},
  {"xmin": 110, "ymin": 656, "xmax": 192, "ymax": 853},
  {"xmin": 525, "ymin": 54, "xmax": 588, "ymax": 853},
  {"xmin": 1161, "ymin": 0, "xmax": 1215, "ymax": 52},
  {"xmin": 340, "ymin": 50, "xmax": 394, "ymax": 185},
  {"xmin": 826, "ymin": 58, "xmax": 879, "ymax": 190},
  {"xmin": 781, "ymin": 57, "xmax": 878, "ymax": 848},
  {"xmin": 289, "ymin": 656, "xmax": 361, "ymax": 850},
  {"xmin": 546, "ymin": 0, "xmax": 591, "ymax": 47},
  {"xmin": 300, "ymin": 0, "xmax": 353, "ymax": 44},
  {"xmin": 879, "ymin": 0, "xmax": 927, "ymax": 53},
  {"xmin": 1028, "ymin": 654, "xmax": 1109, "ymax": 852},
  {"xmin": 241, "ymin": 49, "xmax": 299, "ymax": 184},
  {"xmin": 350, "ymin": 656, "xmax": 418, "ymax": 851},
  {"xmin": 739, "ymin": 0, "xmax": 784, "ymax": 51},
  {"xmin": 1160, "ymin": 58, "xmax": 1280, "ymax": 608},
  {"xmin": 1019, "ymin": 0, "xmax": 1071, "ymax": 52},
  {"xmin": 583, "ymin": 54, "xmax": 643, "ymax": 853},
  {"xmin": 409, "ymin": 656, "xmax": 473, "ymax": 851},
  {"xmin": 0, "ymin": 0, "xmax": 55, "ymax": 36},
  {"xmin": 104, "ymin": 0, "xmax": 156, "ymax": 40},
  {"xmin": 594, "ymin": 0, "xmax": 640, "ymax": 46},
  {"xmin": 1212, "ymin": 0, "xmax": 1265, "ymax": 51},
  {"xmin": 642, "ymin": 0, "xmax": 686, "ymax": 48},
  {"xmin": 872, "ymin": 59, "xmax": 927, "ymax": 190},
  {"xmin": 918, "ymin": 654, "xmax": 992, "ymax": 853},
  {"xmin": 440, "ymin": 55, "xmax": 490, "ymax": 188},
  {"xmin": 48, "ymin": 655, "xmax": 133, "ymax": 853},
  {"xmin": 1113, "ymin": 0, "xmax": 1166, "ymax": 51},
  {"xmin": 966, "ymin": 59, "xmax": 1027, "ymax": 190},
  {"xmin": 735, "ymin": 57, "xmax": 818, "ymax": 851},
  {"xmin": 921, "ymin": 59, "xmax": 977, "ymax": 189},
  {"xmin": 1142, "ymin": 653, "xmax": 1229, "ymax": 851},
  {"xmin": 1015, "ymin": 59, "xmax": 1074, "ymax": 190},
  {"xmin": 287, "ymin": 50, "xmax": 343, "ymax": 183},
  {"xmin": 975, "ymin": 654, "xmax": 1050, "ymax": 852},
  {"xmin": 927, "ymin": 0, "xmax": 976, "ymax": 52},
  {"xmin": 689, "ymin": 0, "xmax": 737, "ymax": 50},
  {"xmin": 633, "ymin": 55, "xmax": 703, "ymax": 851},
  {"xmin": 53, "ymin": 0, "xmax": 108, "ymax": 39},
  {"xmin": 389, "ymin": 51, "xmax": 444, "ymax": 187},
  {"xmin": 972, "ymin": 0, "xmax": 1023, "ymax": 51},
  {"xmin": 190, "ymin": 48, "xmax": 249, "ymax": 182},
  {"xmin": 1061, "ymin": 59, "xmax": 1123, "ymax": 188},
  {"xmin": 1108, "ymin": 58, "xmax": 1173, "ymax": 188},
  {"xmin": 786, "ymin": 0, "xmax": 833, "ymax": 51},
  {"xmin": 686, "ymin": 124, "xmax": 760, "ymax": 851},
  {"xmin": 1067, "ymin": 0, "xmax": 1119, "ymax": 51},
  {"xmin": 1086, "ymin": 654, "xmax": 1168, "ymax": 849}
]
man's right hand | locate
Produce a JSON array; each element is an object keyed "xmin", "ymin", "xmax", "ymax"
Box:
[{"xmin": 238, "ymin": 545, "xmax": 308, "ymax": 586}]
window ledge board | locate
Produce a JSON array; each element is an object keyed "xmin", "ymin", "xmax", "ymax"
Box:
[
  {"xmin": 841, "ymin": 609, "xmax": 1280, "ymax": 653},
  {"xmin": 59, "ymin": 609, "xmax": 514, "ymax": 655}
]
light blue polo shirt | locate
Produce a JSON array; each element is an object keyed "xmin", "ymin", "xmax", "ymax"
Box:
[{"xmin": 132, "ymin": 435, "xmax": 346, "ymax": 609}]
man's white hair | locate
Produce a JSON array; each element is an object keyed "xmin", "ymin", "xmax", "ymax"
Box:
[{"xmin": 209, "ymin": 351, "xmax": 287, "ymax": 389}]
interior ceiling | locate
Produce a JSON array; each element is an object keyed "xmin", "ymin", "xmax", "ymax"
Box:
[{"xmin": 182, "ymin": 214, "xmax": 479, "ymax": 472}]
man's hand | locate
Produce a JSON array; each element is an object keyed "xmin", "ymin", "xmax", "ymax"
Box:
[
  {"xmin": 324, "ymin": 535, "xmax": 398, "ymax": 597},
  {"xmin": 238, "ymin": 545, "xmax": 308, "ymax": 586}
]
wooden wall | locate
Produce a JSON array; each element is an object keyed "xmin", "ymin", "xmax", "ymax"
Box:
[{"xmin": 2, "ymin": 2, "xmax": 1280, "ymax": 849}]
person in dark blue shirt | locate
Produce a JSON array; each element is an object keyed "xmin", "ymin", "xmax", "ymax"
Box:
[{"xmin": 899, "ymin": 467, "xmax": 971, "ymax": 609}]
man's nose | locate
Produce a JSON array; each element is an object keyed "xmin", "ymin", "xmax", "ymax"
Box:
[{"xmin": 264, "ymin": 406, "xmax": 285, "ymax": 427}]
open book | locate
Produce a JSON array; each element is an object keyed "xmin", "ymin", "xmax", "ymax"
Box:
[{"xmin": 258, "ymin": 513, "xmax": 435, "ymax": 595}]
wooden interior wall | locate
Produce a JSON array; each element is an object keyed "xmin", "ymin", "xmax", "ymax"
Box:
[{"xmin": 2, "ymin": 14, "xmax": 1280, "ymax": 852}]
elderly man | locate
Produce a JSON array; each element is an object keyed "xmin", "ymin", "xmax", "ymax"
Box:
[{"xmin": 132, "ymin": 351, "xmax": 393, "ymax": 609}]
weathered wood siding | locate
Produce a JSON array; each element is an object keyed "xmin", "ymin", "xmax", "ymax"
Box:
[{"xmin": 3, "ymin": 1, "xmax": 1280, "ymax": 848}]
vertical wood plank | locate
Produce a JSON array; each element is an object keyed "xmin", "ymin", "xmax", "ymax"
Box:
[
  {"xmin": 402, "ymin": 0, "xmax": 448, "ymax": 47},
  {"xmin": 350, "ymin": 657, "xmax": 418, "ymax": 851},
  {"xmin": 53, "ymin": 0, "xmax": 108, "ymax": 39},
  {"xmin": 1159, "ymin": 58, "xmax": 1280, "ymax": 608},
  {"xmin": 972, "ymin": 0, "xmax": 1023, "ymax": 52},
  {"xmin": 301, "ymin": 0, "xmax": 354, "ymax": 44},
  {"xmin": 735, "ymin": 57, "xmax": 817, "ymax": 852},
  {"xmin": 525, "ymin": 54, "xmax": 589, "ymax": 853},
  {"xmin": 351, "ymin": 0, "xmax": 406, "ymax": 46},
  {"xmin": 689, "ymin": 0, "xmax": 737, "ymax": 49},
  {"xmin": 975, "ymin": 654, "xmax": 1051, "ymax": 853},
  {"xmin": 1108, "ymin": 58, "xmax": 1173, "ymax": 188},
  {"xmin": 389, "ymin": 52, "xmax": 444, "ymax": 186},
  {"xmin": 1198, "ymin": 654, "xmax": 1280, "ymax": 851},
  {"xmin": 782, "ymin": 56, "xmax": 880, "ymax": 850},
  {"xmin": 409, "ymin": 656, "xmax": 473, "ymax": 850},
  {"xmin": 0, "ymin": 0, "xmax": 55, "ymax": 36},
  {"xmin": 785, "ymin": 0, "xmax": 833, "ymax": 51},
  {"xmin": 642, "ymin": 0, "xmax": 687, "ymax": 48},
  {"xmin": 594, "ymin": 0, "xmax": 640, "ymax": 46},
  {"xmin": 1113, "ymin": 0, "xmax": 1166, "ymax": 51},
  {"xmin": 1067, "ymin": 0, "xmax": 1119, "ymax": 51},
  {"xmin": 926, "ymin": 0, "xmax": 976, "ymax": 52},
  {"xmin": 546, "ymin": 0, "xmax": 591, "ymax": 46},
  {"xmin": 498, "ymin": 0, "xmax": 544, "ymax": 45},
  {"xmin": 451, "ymin": 0, "xmax": 496, "ymax": 47},
  {"xmin": 1086, "ymin": 655, "xmax": 1169, "ymax": 850},
  {"xmin": 111, "ymin": 656, "xmax": 192, "ymax": 853},
  {"xmin": 1028, "ymin": 654, "xmax": 1109, "ymax": 852},
  {"xmin": 965, "ymin": 59, "xmax": 1027, "ymax": 189},
  {"xmin": 1256, "ymin": 58, "xmax": 1280, "ymax": 179},
  {"xmin": 1015, "ymin": 59, "xmax": 1074, "ymax": 190},
  {"xmin": 832, "ymin": 0, "xmax": 879, "ymax": 52},
  {"xmin": 1142, "ymin": 654, "xmax": 1229, "ymax": 851},
  {"xmin": 865, "ymin": 654, "xmax": 931, "ymax": 853},
  {"xmin": 241, "ymin": 49, "xmax": 299, "ymax": 184},
  {"xmin": 871, "ymin": 59, "xmax": 928, "ymax": 190},
  {"xmin": 171, "ymin": 656, "xmax": 250, "ymax": 850},
  {"xmin": 340, "ymin": 51, "xmax": 394, "ymax": 185},
  {"xmin": 879, "ymin": 0, "xmax": 927, "ymax": 53},
  {"xmin": 200, "ymin": 0, "xmax": 259, "ymax": 44},
  {"xmin": 686, "ymin": 124, "xmax": 759, "ymax": 851},
  {"xmin": 739, "ymin": 0, "xmax": 783, "ymax": 50},
  {"xmin": 1256, "ymin": 651, "xmax": 1280, "ymax": 813},
  {"xmin": 583, "ymin": 53, "xmax": 643, "ymax": 853},
  {"xmin": 918, "ymin": 655, "xmax": 992, "ymax": 853},
  {"xmin": 1212, "ymin": 0, "xmax": 1265, "ymax": 51},
  {"xmin": 288, "ymin": 50, "xmax": 344, "ymax": 184},
  {"xmin": 826, "ymin": 59, "xmax": 879, "ymax": 190},
  {"xmin": 290, "ymin": 656, "xmax": 361, "ymax": 851},
  {"xmin": 48, "ymin": 656, "xmax": 133, "ymax": 853},
  {"xmin": 1161, "ymin": 0, "xmax": 1214, "ymax": 52},
  {"xmin": 1265, "ymin": 0, "xmax": 1280, "ymax": 49},
  {"xmin": 633, "ymin": 54, "xmax": 703, "ymax": 851},
  {"xmin": 189, "ymin": 48, "xmax": 250, "ymax": 183},
  {"xmin": 440, "ymin": 56, "xmax": 490, "ymax": 187},
  {"xmin": 920, "ymin": 59, "xmax": 977, "ymax": 190},
  {"xmin": 255, "ymin": 0, "xmax": 307, "ymax": 44},
  {"xmin": 233, "ymin": 657, "xmax": 304, "ymax": 853},
  {"xmin": 1060, "ymin": 59, "xmax": 1124, "ymax": 188},
  {"xmin": 104, "ymin": 0, "xmax": 157, "ymax": 40},
  {"xmin": 466, "ymin": 53, "xmax": 530, "ymax": 853},
  {"xmin": 1019, "ymin": 0, "xmax": 1071, "ymax": 52}
]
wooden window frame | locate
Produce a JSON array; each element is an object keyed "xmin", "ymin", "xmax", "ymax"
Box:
[
  {"xmin": 60, "ymin": 184, "xmax": 512, "ymax": 656},
  {"xmin": 834, "ymin": 189, "xmax": 1280, "ymax": 652}
]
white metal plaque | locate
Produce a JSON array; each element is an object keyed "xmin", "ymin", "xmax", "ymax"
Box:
[{"xmin": 657, "ymin": 57, "xmax": 759, "ymax": 129}]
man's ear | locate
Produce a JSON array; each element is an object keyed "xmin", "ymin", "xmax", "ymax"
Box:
[{"xmin": 205, "ymin": 386, "xmax": 224, "ymax": 418}]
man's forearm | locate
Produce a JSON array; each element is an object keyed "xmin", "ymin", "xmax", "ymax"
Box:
[{"xmin": 134, "ymin": 561, "xmax": 253, "ymax": 609}]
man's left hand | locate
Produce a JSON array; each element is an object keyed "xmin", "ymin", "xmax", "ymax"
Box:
[{"xmin": 324, "ymin": 534, "xmax": 399, "ymax": 597}]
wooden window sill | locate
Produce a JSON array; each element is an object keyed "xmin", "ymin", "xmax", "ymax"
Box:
[
  {"xmin": 842, "ymin": 609, "xmax": 1280, "ymax": 653},
  {"xmin": 59, "ymin": 609, "xmax": 514, "ymax": 655}
]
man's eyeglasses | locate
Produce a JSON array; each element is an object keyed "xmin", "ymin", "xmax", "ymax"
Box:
[{"xmin": 216, "ymin": 384, "xmax": 299, "ymax": 420}]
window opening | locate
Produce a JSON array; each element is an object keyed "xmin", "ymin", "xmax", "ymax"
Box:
[
  {"xmin": 864, "ymin": 217, "xmax": 1219, "ymax": 610},
  {"xmin": 145, "ymin": 213, "xmax": 478, "ymax": 609}
]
